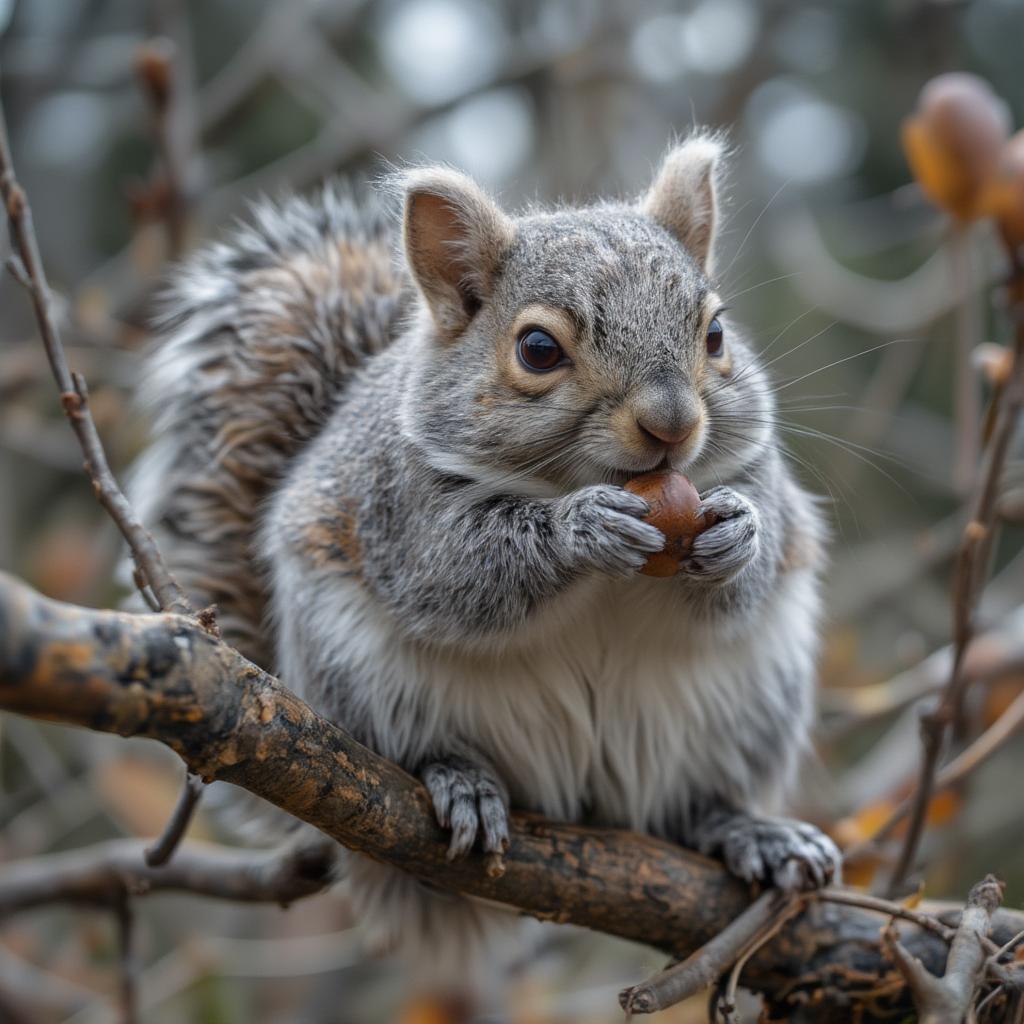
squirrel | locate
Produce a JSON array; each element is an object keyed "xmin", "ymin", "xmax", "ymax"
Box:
[{"xmin": 131, "ymin": 134, "xmax": 841, "ymax": 985}]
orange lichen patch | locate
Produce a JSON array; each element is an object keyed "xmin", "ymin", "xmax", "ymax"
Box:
[
  {"xmin": 257, "ymin": 691, "xmax": 275, "ymax": 724},
  {"xmin": 902, "ymin": 73, "xmax": 1010, "ymax": 221},
  {"xmin": 30, "ymin": 640, "xmax": 99, "ymax": 684}
]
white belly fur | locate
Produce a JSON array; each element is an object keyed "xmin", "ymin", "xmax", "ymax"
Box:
[{"xmin": 294, "ymin": 567, "xmax": 820, "ymax": 834}]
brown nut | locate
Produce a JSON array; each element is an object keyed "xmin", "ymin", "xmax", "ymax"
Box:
[
  {"xmin": 902, "ymin": 73, "xmax": 1010, "ymax": 222},
  {"xmin": 624, "ymin": 470, "xmax": 716, "ymax": 578}
]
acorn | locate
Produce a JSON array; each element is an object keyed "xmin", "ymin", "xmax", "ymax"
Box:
[
  {"xmin": 902, "ymin": 73, "xmax": 1011, "ymax": 222},
  {"xmin": 624, "ymin": 470, "xmax": 717, "ymax": 578}
]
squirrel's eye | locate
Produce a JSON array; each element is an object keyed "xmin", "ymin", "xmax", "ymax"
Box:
[
  {"xmin": 517, "ymin": 328, "xmax": 565, "ymax": 372},
  {"xmin": 706, "ymin": 317, "xmax": 725, "ymax": 357}
]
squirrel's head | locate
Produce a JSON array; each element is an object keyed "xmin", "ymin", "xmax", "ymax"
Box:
[{"xmin": 397, "ymin": 135, "xmax": 772, "ymax": 493}]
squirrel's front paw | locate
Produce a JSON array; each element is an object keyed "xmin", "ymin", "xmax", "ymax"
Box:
[
  {"xmin": 421, "ymin": 757, "xmax": 510, "ymax": 861},
  {"xmin": 695, "ymin": 811, "xmax": 841, "ymax": 891},
  {"xmin": 558, "ymin": 485, "xmax": 665, "ymax": 577},
  {"xmin": 683, "ymin": 486, "xmax": 759, "ymax": 581},
  {"xmin": 716, "ymin": 816, "xmax": 842, "ymax": 891}
]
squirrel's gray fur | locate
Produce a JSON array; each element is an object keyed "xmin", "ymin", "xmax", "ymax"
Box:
[{"xmin": 132, "ymin": 135, "xmax": 840, "ymax": 988}]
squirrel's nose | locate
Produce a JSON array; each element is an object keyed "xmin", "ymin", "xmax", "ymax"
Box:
[
  {"xmin": 636, "ymin": 417, "xmax": 695, "ymax": 446},
  {"xmin": 633, "ymin": 390, "xmax": 700, "ymax": 447}
]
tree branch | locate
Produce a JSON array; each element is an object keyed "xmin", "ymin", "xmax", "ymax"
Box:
[
  {"xmin": 3, "ymin": 571, "xmax": 1024, "ymax": 1020},
  {"xmin": 884, "ymin": 875, "xmax": 1005, "ymax": 1023},
  {"xmin": 619, "ymin": 890, "xmax": 799, "ymax": 1015},
  {"xmin": 143, "ymin": 772, "xmax": 206, "ymax": 867},
  {"xmin": 0, "ymin": 83, "xmax": 206, "ymax": 865},
  {"xmin": 0, "ymin": 836, "xmax": 337, "ymax": 917},
  {"xmin": 0, "ymin": 93, "xmax": 190, "ymax": 617}
]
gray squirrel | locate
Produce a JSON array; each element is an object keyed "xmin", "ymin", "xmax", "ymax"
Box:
[{"xmin": 132, "ymin": 134, "xmax": 841, "ymax": 981}]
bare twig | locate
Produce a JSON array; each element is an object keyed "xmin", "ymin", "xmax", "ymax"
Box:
[
  {"xmin": 890, "ymin": 259, "xmax": 1024, "ymax": 892},
  {"xmin": 0, "ymin": 946, "xmax": 95, "ymax": 1016},
  {"xmin": 0, "ymin": 835, "xmax": 338, "ymax": 918},
  {"xmin": 846, "ymin": 684, "xmax": 1024, "ymax": 863},
  {"xmin": 143, "ymin": 772, "xmax": 206, "ymax": 867},
  {"xmin": 951, "ymin": 224, "xmax": 981, "ymax": 493},
  {"xmin": 817, "ymin": 889, "xmax": 956, "ymax": 942},
  {"xmin": 115, "ymin": 894, "xmax": 138, "ymax": 1024},
  {"xmin": 821, "ymin": 605, "xmax": 1024, "ymax": 731},
  {"xmin": 618, "ymin": 891, "xmax": 792, "ymax": 1015},
  {"xmin": 717, "ymin": 896, "xmax": 805, "ymax": 1022},
  {"xmin": 884, "ymin": 876, "xmax": 1004, "ymax": 1023},
  {"xmin": 134, "ymin": 37, "xmax": 191, "ymax": 256},
  {"xmin": 989, "ymin": 927, "xmax": 1024, "ymax": 964},
  {"xmin": 0, "ymin": 92, "xmax": 210, "ymax": 863},
  {"xmin": 0, "ymin": 96, "xmax": 191, "ymax": 617}
]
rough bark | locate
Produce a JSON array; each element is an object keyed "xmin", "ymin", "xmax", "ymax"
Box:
[{"xmin": 2, "ymin": 571, "xmax": 1022, "ymax": 1020}]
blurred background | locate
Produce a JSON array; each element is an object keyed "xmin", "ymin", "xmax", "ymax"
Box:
[{"xmin": 1, "ymin": 0, "xmax": 1024, "ymax": 1021}]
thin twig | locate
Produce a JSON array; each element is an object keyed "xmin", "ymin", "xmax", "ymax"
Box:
[
  {"xmin": 0, "ymin": 91, "xmax": 209, "ymax": 866},
  {"xmin": 951, "ymin": 224, "xmax": 981, "ymax": 494},
  {"xmin": 846, "ymin": 684, "xmax": 1024, "ymax": 862},
  {"xmin": 976, "ymin": 983, "xmax": 1005, "ymax": 1020},
  {"xmin": 115, "ymin": 894, "xmax": 138, "ymax": 1024},
  {"xmin": 134, "ymin": 36, "xmax": 191, "ymax": 257},
  {"xmin": 0, "ymin": 836, "xmax": 338, "ymax": 918},
  {"xmin": 890, "ymin": 257, "xmax": 1024, "ymax": 893},
  {"xmin": 989, "ymin": 927, "xmax": 1024, "ymax": 964},
  {"xmin": 618, "ymin": 891, "xmax": 793, "ymax": 1015},
  {"xmin": 143, "ymin": 772, "xmax": 206, "ymax": 867},
  {"xmin": 717, "ymin": 896, "xmax": 804, "ymax": 1022},
  {"xmin": 0, "ymin": 97, "xmax": 191, "ymax": 617},
  {"xmin": 817, "ymin": 888, "xmax": 956, "ymax": 942}
]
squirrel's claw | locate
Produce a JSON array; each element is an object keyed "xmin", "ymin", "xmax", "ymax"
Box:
[
  {"xmin": 421, "ymin": 758, "xmax": 511, "ymax": 862},
  {"xmin": 693, "ymin": 809, "xmax": 842, "ymax": 892}
]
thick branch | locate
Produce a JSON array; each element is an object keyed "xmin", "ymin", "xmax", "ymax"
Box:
[{"xmin": 3, "ymin": 572, "xmax": 1024, "ymax": 1020}]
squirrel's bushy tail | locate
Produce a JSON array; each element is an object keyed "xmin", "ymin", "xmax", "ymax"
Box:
[{"xmin": 131, "ymin": 184, "xmax": 409, "ymax": 667}]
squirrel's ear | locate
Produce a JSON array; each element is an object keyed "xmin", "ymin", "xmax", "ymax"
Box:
[
  {"xmin": 401, "ymin": 168, "xmax": 514, "ymax": 337},
  {"xmin": 641, "ymin": 136, "xmax": 724, "ymax": 273}
]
